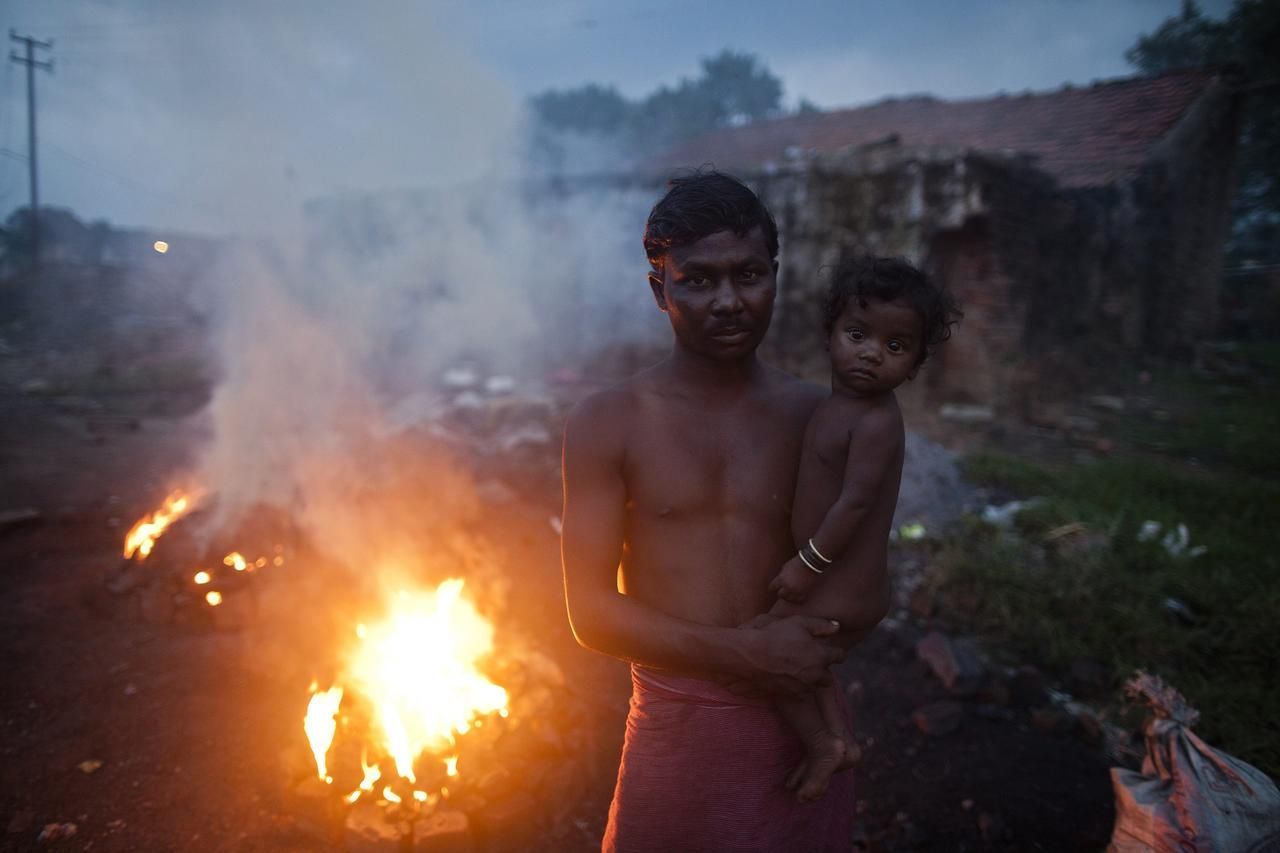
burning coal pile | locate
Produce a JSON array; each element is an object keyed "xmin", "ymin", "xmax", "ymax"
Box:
[
  {"xmin": 90, "ymin": 221, "xmax": 627, "ymax": 848},
  {"xmin": 95, "ymin": 360, "xmax": 605, "ymax": 848}
]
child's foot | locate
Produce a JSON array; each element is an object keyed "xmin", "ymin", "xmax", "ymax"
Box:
[
  {"xmin": 786, "ymin": 733, "xmax": 847, "ymax": 802},
  {"xmin": 838, "ymin": 738, "xmax": 862, "ymax": 770}
]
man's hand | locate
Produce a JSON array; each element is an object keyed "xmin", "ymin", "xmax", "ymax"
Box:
[
  {"xmin": 768, "ymin": 554, "xmax": 823, "ymax": 603},
  {"xmin": 737, "ymin": 614, "xmax": 845, "ymax": 695}
]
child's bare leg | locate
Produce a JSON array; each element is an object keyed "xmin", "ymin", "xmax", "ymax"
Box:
[
  {"xmin": 816, "ymin": 679, "xmax": 861, "ymax": 769},
  {"xmin": 775, "ymin": 689, "xmax": 846, "ymax": 802}
]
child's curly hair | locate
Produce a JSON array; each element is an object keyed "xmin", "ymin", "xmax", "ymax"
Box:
[{"xmin": 822, "ymin": 255, "xmax": 962, "ymax": 366}]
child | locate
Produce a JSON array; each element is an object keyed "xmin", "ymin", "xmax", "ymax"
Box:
[{"xmin": 768, "ymin": 255, "xmax": 961, "ymax": 802}]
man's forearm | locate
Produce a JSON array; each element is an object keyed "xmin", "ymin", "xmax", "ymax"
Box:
[{"xmin": 568, "ymin": 588, "xmax": 756, "ymax": 679}]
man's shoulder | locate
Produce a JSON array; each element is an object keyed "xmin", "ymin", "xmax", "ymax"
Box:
[
  {"xmin": 758, "ymin": 364, "xmax": 825, "ymax": 416},
  {"xmin": 563, "ymin": 372, "xmax": 655, "ymax": 449}
]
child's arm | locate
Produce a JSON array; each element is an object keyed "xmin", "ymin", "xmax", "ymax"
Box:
[{"xmin": 770, "ymin": 406, "xmax": 901, "ymax": 603}]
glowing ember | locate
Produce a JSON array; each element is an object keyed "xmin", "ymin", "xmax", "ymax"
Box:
[
  {"xmin": 122, "ymin": 489, "xmax": 199, "ymax": 560},
  {"xmin": 344, "ymin": 755, "xmax": 382, "ymax": 804},
  {"xmin": 205, "ymin": 590, "xmax": 223, "ymax": 606},
  {"xmin": 193, "ymin": 571, "xmax": 211, "ymax": 585},
  {"xmin": 304, "ymin": 686, "xmax": 344, "ymax": 782},
  {"xmin": 444, "ymin": 755, "xmax": 459, "ymax": 777},
  {"xmin": 382, "ymin": 786, "xmax": 402, "ymax": 804},
  {"xmin": 224, "ymin": 552, "xmax": 248, "ymax": 572}
]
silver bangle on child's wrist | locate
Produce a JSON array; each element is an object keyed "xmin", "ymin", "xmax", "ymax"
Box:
[
  {"xmin": 807, "ymin": 539, "xmax": 833, "ymax": 565},
  {"xmin": 798, "ymin": 549, "xmax": 824, "ymax": 574}
]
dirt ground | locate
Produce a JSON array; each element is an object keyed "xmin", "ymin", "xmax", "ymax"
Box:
[{"xmin": 0, "ymin": 372, "xmax": 1116, "ymax": 852}]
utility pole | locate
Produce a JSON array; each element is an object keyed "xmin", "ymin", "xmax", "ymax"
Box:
[{"xmin": 9, "ymin": 30, "xmax": 53, "ymax": 267}]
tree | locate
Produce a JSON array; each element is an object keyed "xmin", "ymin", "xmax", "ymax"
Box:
[
  {"xmin": 529, "ymin": 49, "xmax": 788, "ymax": 154},
  {"xmin": 1128, "ymin": 0, "xmax": 1280, "ymax": 264}
]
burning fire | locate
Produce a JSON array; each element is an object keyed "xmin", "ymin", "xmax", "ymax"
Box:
[
  {"xmin": 304, "ymin": 686, "xmax": 344, "ymax": 782},
  {"xmin": 303, "ymin": 578, "xmax": 508, "ymax": 799},
  {"xmin": 122, "ymin": 489, "xmax": 200, "ymax": 560}
]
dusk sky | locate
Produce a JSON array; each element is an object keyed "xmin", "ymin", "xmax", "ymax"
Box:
[{"xmin": 1, "ymin": 0, "xmax": 1234, "ymax": 234}]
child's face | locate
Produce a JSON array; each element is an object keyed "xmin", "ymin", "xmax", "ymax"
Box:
[{"xmin": 828, "ymin": 297, "xmax": 923, "ymax": 397}]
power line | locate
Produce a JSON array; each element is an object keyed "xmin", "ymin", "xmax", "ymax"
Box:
[{"xmin": 9, "ymin": 29, "xmax": 53, "ymax": 266}]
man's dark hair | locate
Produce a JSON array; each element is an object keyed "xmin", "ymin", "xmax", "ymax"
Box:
[
  {"xmin": 643, "ymin": 170, "xmax": 779, "ymax": 274},
  {"xmin": 823, "ymin": 255, "xmax": 962, "ymax": 366}
]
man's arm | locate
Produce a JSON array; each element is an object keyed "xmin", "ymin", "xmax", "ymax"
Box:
[{"xmin": 560, "ymin": 392, "xmax": 843, "ymax": 692}]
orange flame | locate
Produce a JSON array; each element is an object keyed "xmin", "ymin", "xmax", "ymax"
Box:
[
  {"xmin": 123, "ymin": 490, "xmax": 200, "ymax": 560},
  {"xmin": 304, "ymin": 686, "xmax": 344, "ymax": 782},
  {"xmin": 345, "ymin": 579, "xmax": 508, "ymax": 783},
  {"xmin": 303, "ymin": 579, "xmax": 509, "ymax": 792}
]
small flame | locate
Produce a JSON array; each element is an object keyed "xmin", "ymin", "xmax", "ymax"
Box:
[
  {"xmin": 382, "ymin": 786, "xmax": 402, "ymax": 804},
  {"xmin": 123, "ymin": 490, "xmax": 199, "ymax": 560},
  {"xmin": 304, "ymin": 686, "xmax": 343, "ymax": 782},
  {"xmin": 193, "ymin": 571, "xmax": 211, "ymax": 585},
  {"xmin": 205, "ymin": 590, "xmax": 223, "ymax": 606},
  {"xmin": 444, "ymin": 755, "xmax": 458, "ymax": 777}
]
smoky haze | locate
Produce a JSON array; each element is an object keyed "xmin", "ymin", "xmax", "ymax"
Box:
[{"xmin": 44, "ymin": 2, "xmax": 675, "ymax": 560}]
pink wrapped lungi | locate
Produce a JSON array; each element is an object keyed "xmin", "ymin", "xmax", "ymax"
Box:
[{"xmin": 602, "ymin": 665, "xmax": 855, "ymax": 852}]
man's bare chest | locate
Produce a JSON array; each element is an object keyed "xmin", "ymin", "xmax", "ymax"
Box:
[{"xmin": 624, "ymin": 406, "xmax": 801, "ymax": 521}]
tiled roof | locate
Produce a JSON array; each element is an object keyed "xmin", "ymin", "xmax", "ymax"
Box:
[{"xmin": 655, "ymin": 70, "xmax": 1219, "ymax": 188}]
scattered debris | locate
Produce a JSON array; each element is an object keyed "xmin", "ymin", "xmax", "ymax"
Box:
[
  {"xmin": 0, "ymin": 507, "xmax": 42, "ymax": 533},
  {"xmin": 979, "ymin": 498, "xmax": 1043, "ymax": 529},
  {"xmin": 36, "ymin": 822, "xmax": 77, "ymax": 844},
  {"xmin": 1030, "ymin": 705, "xmax": 1077, "ymax": 735},
  {"xmin": 19, "ymin": 378, "xmax": 51, "ymax": 394},
  {"xmin": 1062, "ymin": 415, "xmax": 1100, "ymax": 433},
  {"xmin": 911, "ymin": 701, "xmax": 963, "ymax": 736},
  {"xmin": 483, "ymin": 375, "xmax": 516, "ymax": 395},
  {"xmin": 441, "ymin": 368, "xmax": 479, "ymax": 390},
  {"xmin": 896, "ymin": 522, "xmax": 927, "ymax": 541},
  {"xmin": 1108, "ymin": 671, "xmax": 1280, "ymax": 852},
  {"xmin": 915, "ymin": 631, "xmax": 985, "ymax": 695},
  {"xmin": 1088, "ymin": 395, "xmax": 1126, "ymax": 413},
  {"xmin": 1137, "ymin": 521, "xmax": 1207, "ymax": 559},
  {"xmin": 1161, "ymin": 597, "xmax": 1196, "ymax": 626},
  {"xmin": 938, "ymin": 404, "xmax": 994, "ymax": 425}
]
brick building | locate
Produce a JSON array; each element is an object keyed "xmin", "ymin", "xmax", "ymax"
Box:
[{"xmin": 652, "ymin": 69, "xmax": 1242, "ymax": 409}]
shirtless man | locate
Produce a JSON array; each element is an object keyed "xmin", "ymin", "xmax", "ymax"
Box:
[{"xmin": 561, "ymin": 173, "xmax": 876, "ymax": 851}]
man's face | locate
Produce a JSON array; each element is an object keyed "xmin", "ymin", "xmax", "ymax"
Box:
[
  {"xmin": 648, "ymin": 228, "xmax": 778, "ymax": 362},
  {"xmin": 827, "ymin": 297, "xmax": 923, "ymax": 397}
]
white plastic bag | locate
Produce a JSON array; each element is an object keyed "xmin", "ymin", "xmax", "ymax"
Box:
[{"xmin": 1108, "ymin": 672, "xmax": 1280, "ymax": 852}]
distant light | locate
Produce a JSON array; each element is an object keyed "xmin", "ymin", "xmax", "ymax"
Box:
[
  {"xmin": 153, "ymin": 240, "xmax": 169, "ymax": 254},
  {"xmin": 193, "ymin": 570, "xmax": 211, "ymax": 585},
  {"xmin": 205, "ymin": 590, "xmax": 223, "ymax": 606}
]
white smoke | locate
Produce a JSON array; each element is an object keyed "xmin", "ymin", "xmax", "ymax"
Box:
[{"xmin": 164, "ymin": 5, "xmax": 667, "ymax": 559}]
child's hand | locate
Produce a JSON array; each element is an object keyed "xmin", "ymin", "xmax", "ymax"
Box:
[{"xmin": 769, "ymin": 554, "xmax": 823, "ymax": 603}]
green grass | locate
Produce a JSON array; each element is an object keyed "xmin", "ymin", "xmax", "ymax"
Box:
[
  {"xmin": 1117, "ymin": 359, "xmax": 1280, "ymax": 478},
  {"xmin": 940, "ymin": 419, "xmax": 1280, "ymax": 777}
]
